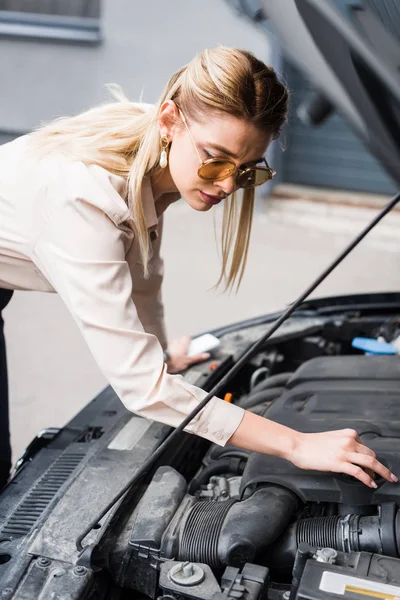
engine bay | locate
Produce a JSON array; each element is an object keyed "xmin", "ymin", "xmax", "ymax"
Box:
[{"xmin": 1, "ymin": 294, "xmax": 400, "ymax": 599}]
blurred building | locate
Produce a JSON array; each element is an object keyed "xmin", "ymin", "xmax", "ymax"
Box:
[
  {"xmin": 0, "ymin": 0, "xmax": 269, "ymax": 143},
  {"xmin": 1, "ymin": 0, "xmax": 398, "ymax": 196}
]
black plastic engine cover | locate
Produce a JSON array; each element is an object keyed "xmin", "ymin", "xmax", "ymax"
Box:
[{"xmin": 240, "ymin": 357, "xmax": 400, "ymax": 504}]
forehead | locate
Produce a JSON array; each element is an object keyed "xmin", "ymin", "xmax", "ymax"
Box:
[{"xmin": 189, "ymin": 112, "xmax": 272, "ymax": 163}]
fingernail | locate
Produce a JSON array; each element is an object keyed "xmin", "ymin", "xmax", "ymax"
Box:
[
  {"xmin": 371, "ymin": 481, "xmax": 378, "ymax": 489},
  {"xmin": 391, "ymin": 473, "xmax": 398, "ymax": 482}
]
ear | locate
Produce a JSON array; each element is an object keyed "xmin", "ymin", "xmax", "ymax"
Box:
[{"xmin": 158, "ymin": 100, "xmax": 180, "ymax": 140}]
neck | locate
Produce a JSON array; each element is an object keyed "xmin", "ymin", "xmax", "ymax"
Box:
[{"xmin": 151, "ymin": 167, "xmax": 178, "ymax": 201}]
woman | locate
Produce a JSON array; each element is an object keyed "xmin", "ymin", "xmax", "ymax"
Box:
[{"xmin": 0, "ymin": 47, "xmax": 396, "ymax": 490}]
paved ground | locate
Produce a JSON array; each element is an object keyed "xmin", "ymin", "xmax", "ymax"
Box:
[{"xmin": 4, "ymin": 195, "xmax": 400, "ymax": 461}]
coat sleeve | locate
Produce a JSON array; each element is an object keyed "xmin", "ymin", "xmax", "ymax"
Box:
[
  {"xmin": 129, "ymin": 214, "xmax": 168, "ymax": 350},
  {"xmin": 32, "ymin": 162, "xmax": 244, "ymax": 445}
]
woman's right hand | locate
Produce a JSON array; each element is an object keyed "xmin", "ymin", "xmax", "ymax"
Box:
[
  {"xmin": 165, "ymin": 336, "xmax": 210, "ymax": 374},
  {"xmin": 228, "ymin": 412, "xmax": 398, "ymax": 489},
  {"xmin": 290, "ymin": 428, "xmax": 397, "ymax": 488}
]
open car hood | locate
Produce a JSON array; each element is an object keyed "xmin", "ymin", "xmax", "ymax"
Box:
[{"xmin": 258, "ymin": 0, "xmax": 400, "ymax": 188}]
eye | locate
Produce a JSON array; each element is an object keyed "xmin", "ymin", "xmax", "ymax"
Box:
[{"xmin": 203, "ymin": 149, "xmax": 215, "ymax": 159}]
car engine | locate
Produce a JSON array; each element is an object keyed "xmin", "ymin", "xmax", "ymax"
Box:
[{"xmin": 1, "ymin": 294, "xmax": 400, "ymax": 599}]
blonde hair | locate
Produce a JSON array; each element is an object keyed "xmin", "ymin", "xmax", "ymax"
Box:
[{"xmin": 30, "ymin": 47, "xmax": 288, "ymax": 290}]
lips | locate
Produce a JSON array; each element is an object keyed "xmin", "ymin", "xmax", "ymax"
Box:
[{"xmin": 199, "ymin": 191, "xmax": 225, "ymax": 206}]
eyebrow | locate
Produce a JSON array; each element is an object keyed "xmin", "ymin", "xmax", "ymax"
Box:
[
  {"xmin": 208, "ymin": 143, "xmax": 264, "ymax": 165},
  {"xmin": 208, "ymin": 143, "xmax": 238, "ymax": 158}
]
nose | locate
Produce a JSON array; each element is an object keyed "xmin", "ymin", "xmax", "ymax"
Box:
[{"xmin": 214, "ymin": 174, "xmax": 237, "ymax": 196}]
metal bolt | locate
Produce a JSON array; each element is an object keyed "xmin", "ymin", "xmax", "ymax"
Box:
[
  {"xmin": 169, "ymin": 561, "xmax": 205, "ymax": 586},
  {"xmin": 283, "ymin": 592, "xmax": 290, "ymax": 600},
  {"xmin": 314, "ymin": 548, "xmax": 338, "ymax": 564},
  {"xmin": 182, "ymin": 562, "xmax": 194, "ymax": 578},
  {"xmin": 38, "ymin": 557, "xmax": 51, "ymax": 567},
  {"xmin": 73, "ymin": 566, "xmax": 87, "ymax": 576},
  {"xmin": 1, "ymin": 590, "xmax": 13, "ymax": 598}
]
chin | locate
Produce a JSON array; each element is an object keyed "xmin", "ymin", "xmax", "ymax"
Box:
[
  {"xmin": 183, "ymin": 192, "xmax": 213, "ymax": 212},
  {"xmin": 193, "ymin": 202, "xmax": 213, "ymax": 212}
]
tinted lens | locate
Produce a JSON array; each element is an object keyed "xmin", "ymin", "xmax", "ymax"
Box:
[
  {"xmin": 198, "ymin": 159, "xmax": 236, "ymax": 181},
  {"xmin": 237, "ymin": 167, "xmax": 275, "ymax": 189}
]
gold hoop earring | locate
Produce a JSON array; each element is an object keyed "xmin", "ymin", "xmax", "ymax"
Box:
[{"xmin": 159, "ymin": 135, "xmax": 170, "ymax": 169}]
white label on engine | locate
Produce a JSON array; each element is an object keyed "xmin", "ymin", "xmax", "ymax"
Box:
[
  {"xmin": 107, "ymin": 416, "xmax": 153, "ymax": 451},
  {"xmin": 320, "ymin": 571, "xmax": 400, "ymax": 599}
]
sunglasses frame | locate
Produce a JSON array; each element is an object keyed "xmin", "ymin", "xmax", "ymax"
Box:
[
  {"xmin": 198, "ymin": 156, "xmax": 276, "ymax": 188},
  {"xmin": 178, "ymin": 108, "xmax": 276, "ymax": 189}
]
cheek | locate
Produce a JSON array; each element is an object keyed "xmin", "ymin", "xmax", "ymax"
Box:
[{"xmin": 168, "ymin": 138, "xmax": 200, "ymax": 188}]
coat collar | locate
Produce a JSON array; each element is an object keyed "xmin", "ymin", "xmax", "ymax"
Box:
[{"xmin": 141, "ymin": 177, "xmax": 181, "ymax": 239}]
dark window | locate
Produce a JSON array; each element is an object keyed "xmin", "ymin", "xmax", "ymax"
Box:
[{"xmin": 0, "ymin": 0, "xmax": 102, "ymax": 43}]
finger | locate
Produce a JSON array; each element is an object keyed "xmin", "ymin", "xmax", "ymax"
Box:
[
  {"xmin": 347, "ymin": 452, "xmax": 397, "ymax": 483},
  {"xmin": 348, "ymin": 453, "xmax": 375, "ymax": 482},
  {"xmin": 353, "ymin": 443, "xmax": 377, "ymax": 481},
  {"xmin": 339, "ymin": 462, "xmax": 377, "ymax": 488},
  {"xmin": 342, "ymin": 428, "xmax": 359, "ymax": 439},
  {"xmin": 329, "ymin": 428, "xmax": 359, "ymax": 438},
  {"xmin": 179, "ymin": 336, "xmax": 192, "ymax": 352},
  {"xmin": 188, "ymin": 353, "xmax": 210, "ymax": 365},
  {"xmin": 331, "ymin": 431, "xmax": 374, "ymax": 455},
  {"xmin": 353, "ymin": 441, "xmax": 376, "ymax": 458}
]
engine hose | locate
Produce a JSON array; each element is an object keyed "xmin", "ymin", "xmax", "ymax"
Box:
[
  {"xmin": 298, "ymin": 516, "xmax": 357, "ymax": 549},
  {"xmin": 240, "ymin": 387, "xmax": 284, "ymax": 410},
  {"xmin": 251, "ymin": 372, "xmax": 293, "ymax": 394},
  {"xmin": 296, "ymin": 515, "xmax": 384, "ymax": 554},
  {"xmin": 250, "ymin": 367, "xmax": 270, "ymax": 390},
  {"xmin": 189, "ymin": 458, "xmax": 246, "ymax": 494},
  {"xmin": 176, "ymin": 486, "xmax": 298, "ymax": 568},
  {"xmin": 270, "ymin": 514, "xmax": 387, "ymax": 570},
  {"xmin": 208, "ymin": 446, "xmax": 251, "ymax": 462},
  {"xmin": 178, "ymin": 498, "xmax": 237, "ymax": 567}
]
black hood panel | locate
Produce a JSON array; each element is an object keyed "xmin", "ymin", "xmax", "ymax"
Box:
[{"xmin": 260, "ymin": 0, "xmax": 400, "ymax": 187}]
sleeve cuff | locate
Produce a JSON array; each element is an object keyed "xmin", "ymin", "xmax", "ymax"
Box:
[{"xmin": 187, "ymin": 397, "xmax": 245, "ymax": 446}]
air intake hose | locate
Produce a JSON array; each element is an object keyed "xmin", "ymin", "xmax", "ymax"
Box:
[
  {"xmin": 269, "ymin": 504, "xmax": 400, "ymax": 573},
  {"xmin": 296, "ymin": 514, "xmax": 382, "ymax": 553},
  {"xmin": 165, "ymin": 486, "xmax": 298, "ymax": 568}
]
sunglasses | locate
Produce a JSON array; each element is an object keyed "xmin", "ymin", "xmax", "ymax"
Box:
[{"xmin": 178, "ymin": 109, "xmax": 276, "ymax": 189}]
